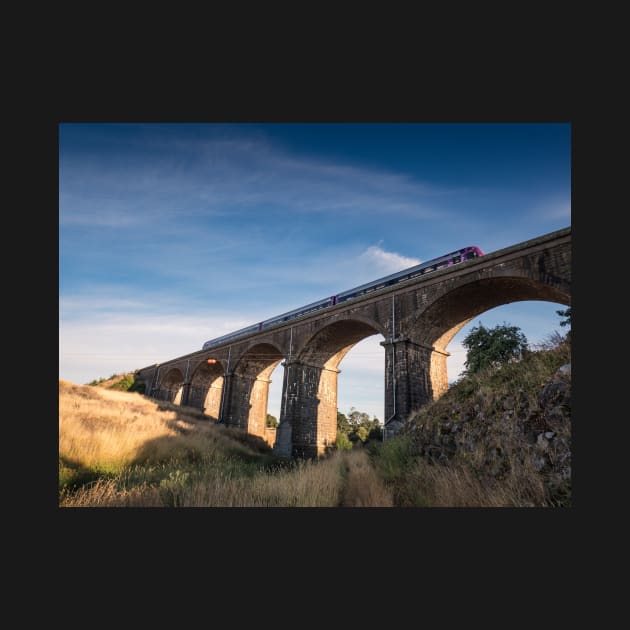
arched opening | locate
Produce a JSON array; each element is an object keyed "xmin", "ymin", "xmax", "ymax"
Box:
[
  {"xmin": 336, "ymin": 335, "xmax": 385, "ymax": 428},
  {"xmin": 266, "ymin": 362, "xmax": 283, "ymax": 448},
  {"xmin": 229, "ymin": 343, "xmax": 285, "ymax": 440},
  {"xmin": 412, "ymin": 277, "xmax": 571, "ymax": 399},
  {"xmin": 188, "ymin": 359, "xmax": 224, "ymax": 420},
  {"xmin": 288, "ymin": 318, "xmax": 385, "ymax": 457},
  {"xmin": 158, "ymin": 367, "xmax": 184, "ymax": 404}
]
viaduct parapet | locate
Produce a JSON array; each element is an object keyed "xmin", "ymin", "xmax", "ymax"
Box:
[{"xmin": 136, "ymin": 227, "xmax": 571, "ymax": 458}]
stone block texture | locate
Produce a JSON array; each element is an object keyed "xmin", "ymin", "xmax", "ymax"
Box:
[{"xmin": 135, "ymin": 228, "xmax": 571, "ymax": 458}]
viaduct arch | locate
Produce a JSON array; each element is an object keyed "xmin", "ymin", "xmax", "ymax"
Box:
[{"xmin": 137, "ymin": 227, "xmax": 571, "ymax": 458}]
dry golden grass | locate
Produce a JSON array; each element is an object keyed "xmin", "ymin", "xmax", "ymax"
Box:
[
  {"xmin": 179, "ymin": 455, "xmax": 345, "ymax": 507},
  {"xmin": 406, "ymin": 454, "xmax": 547, "ymax": 507},
  {"xmin": 389, "ymin": 339, "xmax": 571, "ymax": 507},
  {"xmin": 61, "ymin": 450, "xmax": 399, "ymax": 508},
  {"xmin": 60, "ymin": 479, "xmax": 165, "ymax": 507},
  {"xmin": 59, "ymin": 380, "xmax": 349, "ymax": 507},
  {"xmin": 60, "ymin": 452, "xmax": 345, "ymax": 508},
  {"xmin": 341, "ymin": 448, "xmax": 393, "ymax": 507},
  {"xmin": 59, "ymin": 380, "xmax": 402, "ymax": 508},
  {"xmin": 63, "ymin": 375, "xmax": 553, "ymax": 508},
  {"xmin": 59, "ymin": 380, "xmax": 258, "ymax": 473}
]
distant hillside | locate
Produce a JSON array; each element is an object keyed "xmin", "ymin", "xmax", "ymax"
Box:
[{"xmin": 87, "ymin": 372, "xmax": 143, "ymax": 392}]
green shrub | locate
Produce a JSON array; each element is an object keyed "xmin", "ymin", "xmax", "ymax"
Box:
[
  {"xmin": 372, "ymin": 435, "xmax": 413, "ymax": 482},
  {"xmin": 109, "ymin": 374, "xmax": 135, "ymax": 390},
  {"xmin": 336, "ymin": 431, "xmax": 353, "ymax": 451},
  {"xmin": 127, "ymin": 377, "xmax": 146, "ymax": 393}
]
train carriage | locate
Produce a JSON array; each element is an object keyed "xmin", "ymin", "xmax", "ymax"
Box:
[{"xmin": 201, "ymin": 245, "xmax": 484, "ymax": 351}]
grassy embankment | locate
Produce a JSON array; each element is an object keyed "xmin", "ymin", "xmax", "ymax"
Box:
[
  {"xmin": 59, "ymin": 381, "xmax": 391, "ymax": 507},
  {"xmin": 60, "ymin": 338, "xmax": 569, "ymax": 507},
  {"xmin": 368, "ymin": 338, "xmax": 571, "ymax": 507}
]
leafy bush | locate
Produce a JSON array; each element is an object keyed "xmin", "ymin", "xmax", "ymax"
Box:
[
  {"xmin": 463, "ymin": 322, "xmax": 528, "ymax": 375},
  {"xmin": 109, "ymin": 374, "xmax": 135, "ymax": 390},
  {"xmin": 372, "ymin": 435, "xmax": 414, "ymax": 482},
  {"xmin": 557, "ymin": 307, "xmax": 571, "ymax": 342},
  {"xmin": 337, "ymin": 408, "xmax": 383, "ymax": 446},
  {"xmin": 335, "ymin": 431, "xmax": 353, "ymax": 451}
]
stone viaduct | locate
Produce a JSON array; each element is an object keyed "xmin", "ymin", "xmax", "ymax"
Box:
[{"xmin": 135, "ymin": 227, "xmax": 571, "ymax": 458}]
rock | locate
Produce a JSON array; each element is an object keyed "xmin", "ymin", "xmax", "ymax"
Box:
[
  {"xmin": 403, "ymin": 352, "xmax": 571, "ymax": 505},
  {"xmin": 557, "ymin": 363, "xmax": 571, "ymax": 380},
  {"xmin": 546, "ymin": 405, "xmax": 569, "ymax": 423},
  {"xmin": 538, "ymin": 381, "xmax": 570, "ymax": 408}
]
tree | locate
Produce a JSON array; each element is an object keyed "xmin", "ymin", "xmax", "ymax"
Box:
[
  {"xmin": 347, "ymin": 407, "xmax": 371, "ymax": 427},
  {"xmin": 337, "ymin": 411, "xmax": 351, "ymax": 435},
  {"xmin": 557, "ymin": 307, "xmax": 571, "ymax": 341},
  {"xmin": 354, "ymin": 425, "xmax": 370, "ymax": 443},
  {"xmin": 335, "ymin": 431, "xmax": 353, "ymax": 451},
  {"xmin": 366, "ymin": 419, "xmax": 383, "ymax": 442},
  {"xmin": 556, "ymin": 307, "xmax": 571, "ymax": 327},
  {"xmin": 462, "ymin": 322, "xmax": 528, "ymax": 375},
  {"xmin": 266, "ymin": 413, "xmax": 279, "ymax": 428},
  {"xmin": 336, "ymin": 412, "xmax": 353, "ymax": 449},
  {"xmin": 335, "ymin": 408, "xmax": 383, "ymax": 448}
]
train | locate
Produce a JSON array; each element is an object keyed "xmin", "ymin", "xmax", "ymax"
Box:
[{"xmin": 202, "ymin": 245, "xmax": 484, "ymax": 351}]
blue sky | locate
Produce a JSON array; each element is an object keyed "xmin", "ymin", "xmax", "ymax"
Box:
[{"xmin": 59, "ymin": 122, "xmax": 571, "ymax": 421}]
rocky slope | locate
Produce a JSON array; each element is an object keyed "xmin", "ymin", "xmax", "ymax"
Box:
[{"xmin": 400, "ymin": 342, "xmax": 571, "ymax": 506}]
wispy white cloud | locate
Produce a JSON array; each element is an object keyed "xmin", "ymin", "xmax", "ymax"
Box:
[
  {"xmin": 59, "ymin": 125, "xmax": 571, "ymax": 426},
  {"xmin": 215, "ymin": 243, "xmax": 427, "ymax": 310},
  {"xmin": 59, "ymin": 285, "xmax": 561, "ymax": 422},
  {"xmin": 532, "ymin": 197, "xmax": 571, "ymax": 221},
  {"xmin": 545, "ymin": 201, "xmax": 571, "ymax": 219},
  {"xmin": 60, "ymin": 134, "xmax": 456, "ymax": 228},
  {"xmin": 59, "ymin": 294, "xmax": 387, "ymax": 403},
  {"xmin": 359, "ymin": 245, "xmax": 421, "ymax": 275},
  {"xmin": 59, "ymin": 304, "xmax": 270, "ymax": 384},
  {"xmin": 109, "ymin": 241, "xmax": 427, "ymax": 308}
]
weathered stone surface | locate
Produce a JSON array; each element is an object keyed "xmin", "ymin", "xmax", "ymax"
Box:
[{"xmin": 557, "ymin": 363, "xmax": 571, "ymax": 380}]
